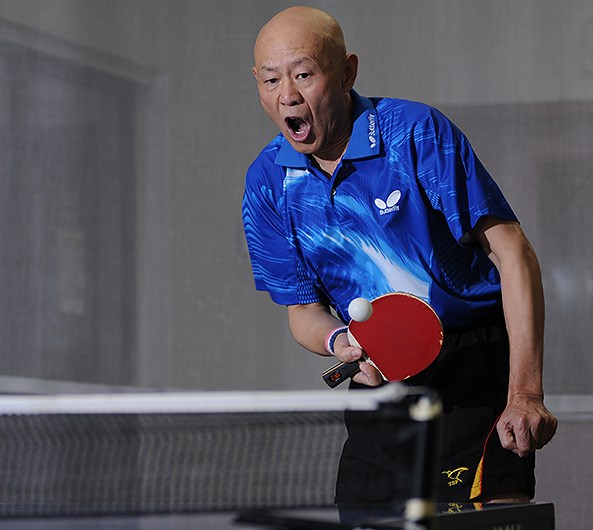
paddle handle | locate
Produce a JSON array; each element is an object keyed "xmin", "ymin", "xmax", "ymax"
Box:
[{"xmin": 321, "ymin": 359, "xmax": 361, "ymax": 388}]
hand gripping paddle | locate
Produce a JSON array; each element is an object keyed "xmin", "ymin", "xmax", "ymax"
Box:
[{"xmin": 322, "ymin": 293, "xmax": 444, "ymax": 388}]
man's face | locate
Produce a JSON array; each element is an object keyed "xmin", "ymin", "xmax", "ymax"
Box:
[{"xmin": 253, "ymin": 30, "xmax": 352, "ymax": 159}]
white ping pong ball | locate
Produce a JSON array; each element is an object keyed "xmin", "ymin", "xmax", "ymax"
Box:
[{"xmin": 348, "ymin": 297, "xmax": 373, "ymax": 322}]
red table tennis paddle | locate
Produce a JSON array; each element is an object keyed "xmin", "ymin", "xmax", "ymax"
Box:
[{"xmin": 322, "ymin": 292, "xmax": 444, "ymax": 388}]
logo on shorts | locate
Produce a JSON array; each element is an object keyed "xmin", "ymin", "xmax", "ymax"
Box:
[
  {"xmin": 442, "ymin": 467, "xmax": 469, "ymax": 486},
  {"xmin": 374, "ymin": 190, "xmax": 401, "ymax": 215}
]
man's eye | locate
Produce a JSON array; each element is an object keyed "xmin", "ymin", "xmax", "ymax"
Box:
[
  {"xmin": 264, "ymin": 77, "xmax": 278, "ymax": 85},
  {"xmin": 297, "ymin": 73, "xmax": 311, "ymax": 80}
]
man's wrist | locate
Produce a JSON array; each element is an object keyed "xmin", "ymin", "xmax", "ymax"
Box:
[
  {"xmin": 325, "ymin": 327, "xmax": 348, "ymax": 355},
  {"xmin": 507, "ymin": 390, "xmax": 544, "ymax": 403}
]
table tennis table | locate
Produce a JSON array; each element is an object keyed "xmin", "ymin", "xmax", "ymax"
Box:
[{"xmin": 0, "ymin": 503, "xmax": 554, "ymax": 529}]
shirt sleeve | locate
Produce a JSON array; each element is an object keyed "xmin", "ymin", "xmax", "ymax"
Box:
[
  {"xmin": 242, "ymin": 155, "xmax": 324, "ymax": 306},
  {"xmin": 415, "ymin": 107, "xmax": 518, "ymax": 243}
]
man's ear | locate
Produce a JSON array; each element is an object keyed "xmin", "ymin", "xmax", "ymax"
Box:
[
  {"xmin": 343, "ymin": 53, "xmax": 358, "ymax": 92},
  {"xmin": 252, "ymin": 66, "xmax": 259, "ymax": 80}
]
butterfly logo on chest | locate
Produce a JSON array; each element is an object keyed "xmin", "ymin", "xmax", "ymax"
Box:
[{"xmin": 374, "ymin": 190, "xmax": 401, "ymax": 215}]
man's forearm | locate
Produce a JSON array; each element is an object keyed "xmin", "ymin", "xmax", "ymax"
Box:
[
  {"xmin": 476, "ymin": 218, "xmax": 557, "ymax": 455},
  {"xmin": 287, "ymin": 302, "xmax": 345, "ymax": 356},
  {"xmin": 499, "ymin": 242, "xmax": 546, "ymax": 400},
  {"xmin": 473, "ymin": 218, "xmax": 546, "ymax": 400}
]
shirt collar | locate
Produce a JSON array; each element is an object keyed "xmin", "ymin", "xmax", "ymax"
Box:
[
  {"xmin": 274, "ymin": 90, "xmax": 381, "ymax": 168},
  {"xmin": 344, "ymin": 91, "xmax": 381, "ymax": 159}
]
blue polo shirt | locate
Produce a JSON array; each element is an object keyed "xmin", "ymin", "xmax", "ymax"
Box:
[{"xmin": 242, "ymin": 91, "xmax": 517, "ymax": 329}]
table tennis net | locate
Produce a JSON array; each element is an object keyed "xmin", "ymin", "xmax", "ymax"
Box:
[{"xmin": 0, "ymin": 385, "xmax": 441, "ymax": 518}]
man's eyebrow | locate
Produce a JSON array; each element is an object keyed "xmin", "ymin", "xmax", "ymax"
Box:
[
  {"xmin": 258, "ymin": 64, "xmax": 278, "ymax": 72},
  {"xmin": 258, "ymin": 57, "xmax": 316, "ymax": 72}
]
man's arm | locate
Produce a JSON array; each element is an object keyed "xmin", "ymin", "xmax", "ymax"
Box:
[
  {"xmin": 287, "ymin": 303, "xmax": 383, "ymax": 386},
  {"xmin": 472, "ymin": 216, "xmax": 558, "ymax": 457}
]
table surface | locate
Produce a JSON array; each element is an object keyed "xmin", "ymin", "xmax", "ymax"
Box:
[{"xmin": 0, "ymin": 502, "xmax": 555, "ymax": 529}]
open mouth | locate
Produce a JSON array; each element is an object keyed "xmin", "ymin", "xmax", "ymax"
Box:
[{"xmin": 285, "ymin": 117, "xmax": 311, "ymax": 142}]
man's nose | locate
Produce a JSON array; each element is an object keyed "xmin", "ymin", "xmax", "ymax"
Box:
[{"xmin": 280, "ymin": 81, "xmax": 302, "ymax": 106}]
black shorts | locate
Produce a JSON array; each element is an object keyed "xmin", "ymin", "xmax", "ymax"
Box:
[{"xmin": 335, "ymin": 318, "xmax": 536, "ymax": 505}]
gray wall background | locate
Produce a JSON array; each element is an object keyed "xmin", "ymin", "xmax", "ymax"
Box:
[{"xmin": 0, "ymin": 0, "xmax": 590, "ymax": 527}]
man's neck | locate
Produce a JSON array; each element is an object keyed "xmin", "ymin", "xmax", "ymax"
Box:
[
  {"xmin": 313, "ymin": 148, "xmax": 347, "ymax": 177},
  {"xmin": 312, "ymin": 96, "xmax": 353, "ymax": 178}
]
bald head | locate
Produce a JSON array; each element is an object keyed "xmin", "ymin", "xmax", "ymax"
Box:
[
  {"xmin": 254, "ymin": 6, "xmax": 347, "ymax": 72},
  {"xmin": 252, "ymin": 6, "xmax": 358, "ymax": 164}
]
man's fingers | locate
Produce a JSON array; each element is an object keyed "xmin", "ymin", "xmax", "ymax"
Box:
[
  {"xmin": 332, "ymin": 340, "xmax": 364, "ymax": 363},
  {"xmin": 498, "ymin": 416, "xmax": 555, "ymax": 458},
  {"xmin": 332, "ymin": 340, "xmax": 383, "ymax": 386},
  {"xmin": 498, "ymin": 419, "xmax": 529, "ymax": 457},
  {"xmin": 352, "ymin": 362, "xmax": 382, "ymax": 387},
  {"xmin": 531, "ymin": 414, "xmax": 558, "ymax": 450},
  {"xmin": 541, "ymin": 412, "xmax": 559, "ymax": 446},
  {"xmin": 498, "ymin": 422, "xmax": 518, "ymax": 452}
]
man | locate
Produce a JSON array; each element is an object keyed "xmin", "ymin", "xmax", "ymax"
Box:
[{"xmin": 243, "ymin": 6, "xmax": 557, "ymax": 504}]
